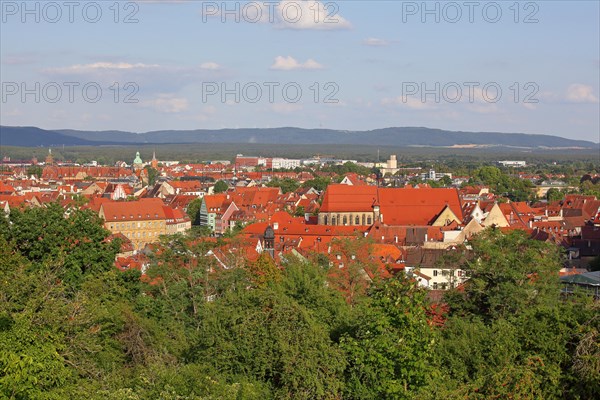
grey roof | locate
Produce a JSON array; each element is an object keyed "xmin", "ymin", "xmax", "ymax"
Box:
[{"xmin": 560, "ymin": 271, "xmax": 600, "ymax": 286}]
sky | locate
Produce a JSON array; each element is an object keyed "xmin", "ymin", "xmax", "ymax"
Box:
[{"xmin": 1, "ymin": 0, "xmax": 599, "ymax": 142}]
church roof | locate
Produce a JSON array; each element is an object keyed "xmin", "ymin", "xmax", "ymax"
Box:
[{"xmin": 320, "ymin": 185, "xmax": 463, "ymax": 226}]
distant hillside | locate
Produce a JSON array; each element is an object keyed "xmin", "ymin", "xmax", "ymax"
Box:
[
  {"xmin": 1, "ymin": 125, "xmax": 597, "ymax": 149},
  {"xmin": 0, "ymin": 126, "xmax": 99, "ymax": 147}
]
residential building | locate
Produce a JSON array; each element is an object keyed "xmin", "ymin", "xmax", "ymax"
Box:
[{"xmin": 100, "ymin": 198, "xmax": 168, "ymax": 250}]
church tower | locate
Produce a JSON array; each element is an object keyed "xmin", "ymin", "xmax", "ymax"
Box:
[
  {"xmin": 263, "ymin": 225, "xmax": 275, "ymax": 259},
  {"xmin": 133, "ymin": 151, "xmax": 143, "ymax": 170},
  {"xmin": 151, "ymin": 150, "xmax": 158, "ymax": 169},
  {"xmin": 45, "ymin": 148, "xmax": 54, "ymax": 165}
]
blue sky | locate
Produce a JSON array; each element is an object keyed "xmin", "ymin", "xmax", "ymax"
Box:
[{"xmin": 1, "ymin": 0, "xmax": 599, "ymax": 142}]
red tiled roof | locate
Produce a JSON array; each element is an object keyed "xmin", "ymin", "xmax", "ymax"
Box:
[
  {"xmin": 203, "ymin": 194, "xmax": 227, "ymax": 211},
  {"xmin": 0, "ymin": 182, "xmax": 16, "ymax": 193},
  {"xmin": 320, "ymin": 185, "xmax": 463, "ymax": 226},
  {"xmin": 100, "ymin": 198, "xmax": 166, "ymax": 221}
]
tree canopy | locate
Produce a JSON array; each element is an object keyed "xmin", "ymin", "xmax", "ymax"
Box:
[{"xmin": 0, "ymin": 206, "xmax": 598, "ymax": 399}]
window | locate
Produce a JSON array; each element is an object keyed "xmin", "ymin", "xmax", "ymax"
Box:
[
  {"xmin": 355, "ymin": 216, "xmax": 360, "ymax": 225},
  {"xmin": 433, "ymin": 270, "xmax": 438, "ymax": 277},
  {"xmin": 367, "ymin": 217, "xmax": 372, "ymax": 225},
  {"xmin": 343, "ymin": 216, "xmax": 347, "ymax": 225}
]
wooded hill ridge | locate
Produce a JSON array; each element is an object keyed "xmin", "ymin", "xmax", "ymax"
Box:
[{"xmin": 2, "ymin": 125, "xmax": 597, "ymax": 149}]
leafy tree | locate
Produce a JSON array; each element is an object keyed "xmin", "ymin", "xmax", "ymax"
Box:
[
  {"xmin": 302, "ymin": 176, "xmax": 330, "ymax": 192},
  {"xmin": 190, "ymin": 284, "xmax": 347, "ymax": 399},
  {"xmin": 0, "ymin": 203, "xmax": 120, "ymax": 288},
  {"xmin": 438, "ymin": 175, "xmax": 453, "ymax": 187},
  {"xmin": 293, "ymin": 205, "xmax": 305, "ymax": 217},
  {"xmin": 444, "ymin": 229, "xmax": 562, "ymax": 321},
  {"xmin": 340, "ymin": 273, "xmax": 437, "ymax": 399},
  {"xmin": 430, "ymin": 229, "xmax": 599, "ymax": 399},
  {"xmin": 186, "ymin": 198, "xmax": 202, "ymax": 225},
  {"xmin": 327, "ymin": 237, "xmax": 378, "ymax": 307},
  {"xmin": 213, "ymin": 180, "xmax": 229, "ymax": 193},
  {"xmin": 247, "ymin": 253, "xmax": 281, "ymax": 287},
  {"xmin": 266, "ymin": 177, "xmax": 300, "ymax": 193},
  {"xmin": 26, "ymin": 165, "xmax": 43, "ymax": 178},
  {"xmin": 144, "ymin": 166, "xmax": 159, "ymax": 186},
  {"xmin": 546, "ymin": 187, "xmax": 564, "ymax": 202}
]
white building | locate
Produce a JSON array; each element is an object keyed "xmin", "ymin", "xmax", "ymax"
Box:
[{"xmin": 498, "ymin": 161, "xmax": 527, "ymax": 167}]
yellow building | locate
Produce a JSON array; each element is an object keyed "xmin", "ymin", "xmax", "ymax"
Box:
[{"xmin": 99, "ymin": 198, "xmax": 168, "ymax": 250}]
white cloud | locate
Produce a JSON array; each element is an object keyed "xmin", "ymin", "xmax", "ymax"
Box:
[
  {"xmin": 274, "ymin": 0, "xmax": 351, "ymax": 30},
  {"xmin": 199, "ymin": 62, "xmax": 221, "ymax": 70},
  {"xmin": 566, "ymin": 84, "xmax": 599, "ymax": 103},
  {"xmin": 43, "ymin": 61, "xmax": 227, "ymax": 94},
  {"xmin": 140, "ymin": 94, "xmax": 189, "ymax": 113},
  {"xmin": 270, "ymin": 56, "xmax": 323, "ymax": 70},
  {"xmin": 202, "ymin": 0, "xmax": 351, "ymax": 30},
  {"xmin": 362, "ymin": 38, "xmax": 389, "ymax": 47}
]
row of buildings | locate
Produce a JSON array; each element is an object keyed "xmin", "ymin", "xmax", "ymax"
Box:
[{"xmin": 2, "ymin": 151, "xmax": 599, "ymax": 293}]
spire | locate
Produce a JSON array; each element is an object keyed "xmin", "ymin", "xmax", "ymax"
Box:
[
  {"xmin": 45, "ymin": 148, "xmax": 54, "ymax": 165},
  {"xmin": 151, "ymin": 149, "xmax": 158, "ymax": 169}
]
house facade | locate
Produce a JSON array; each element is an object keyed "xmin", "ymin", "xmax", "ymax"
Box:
[{"xmin": 100, "ymin": 198, "xmax": 167, "ymax": 249}]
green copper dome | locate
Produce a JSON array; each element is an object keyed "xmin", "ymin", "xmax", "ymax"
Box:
[{"xmin": 133, "ymin": 151, "xmax": 143, "ymax": 165}]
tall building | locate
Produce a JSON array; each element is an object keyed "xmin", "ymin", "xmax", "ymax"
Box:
[
  {"xmin": 45, "ymin": 149, "xmax": 54, "ymax": 165},
  {"xmin": 380, "ymin": 154, "xmax": 399, "ymax": 175},
  {"xmin": 151, "ymin": 150, "xmax": 158, "ymax": 169},
  {"xmin": 133, "ymin": 151, "xmax": 143, "ymax": 170}
]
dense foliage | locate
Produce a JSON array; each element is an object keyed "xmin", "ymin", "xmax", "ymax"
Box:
[{"xmin": 0, "ymin": 208, "xmax": 598, "ymax": 399}]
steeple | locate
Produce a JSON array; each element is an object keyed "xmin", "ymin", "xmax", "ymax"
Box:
[
  {"xmin": 45, "ymin": 148, "xmax": 54, "ymax": 165},
  {"xmin": 151, "ymin": 150, "xmax": 158, "ymax": 169},
  {"xmin": 263, "ymin": 225, "xmax": 275, "ymax": 259}
]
